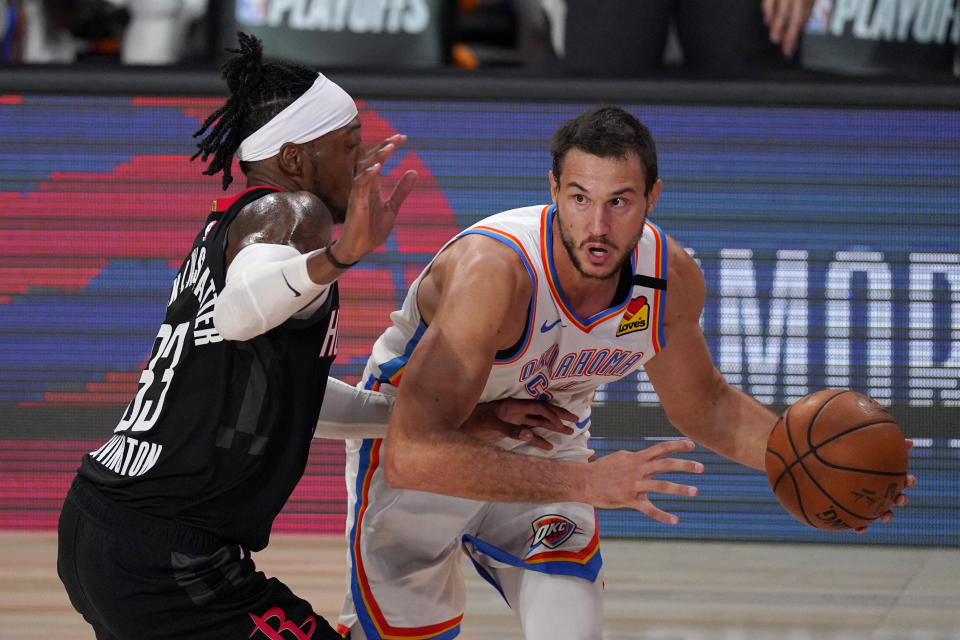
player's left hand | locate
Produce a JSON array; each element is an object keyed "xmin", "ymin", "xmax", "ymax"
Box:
[
  {"xmin": 460, "ymin": 399, "xmax": 577, "ymax": 450},
  {"xmin": 854, "ymin": 439, "xmax": 916, "ymax": 534}
]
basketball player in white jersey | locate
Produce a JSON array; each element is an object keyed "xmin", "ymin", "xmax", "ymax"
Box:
[{"xmin": 324, "ymin": 106, "xmax": 913, "ymax": 640}]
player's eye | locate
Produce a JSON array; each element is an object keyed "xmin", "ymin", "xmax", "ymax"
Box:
[{"xmin": 573, "ymin": 194, "xmax": 587, "ymax": 204}]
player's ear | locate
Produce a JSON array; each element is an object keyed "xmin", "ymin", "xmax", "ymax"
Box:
[
  {"xmin": 549, "ymin": 170, "xmax": 559, "ymax": 203},
  {"xmin": 277, "ymin": 142, "xmax": 303, "ymax": 177},
  {"xmin": 645, "ymin": 179, "xmax": 663, "ymax": 214}
]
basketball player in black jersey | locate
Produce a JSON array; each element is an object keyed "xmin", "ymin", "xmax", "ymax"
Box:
[
  {"xmin": 54, "ymin": 33, "xmax": 418, "ymax": 640},
  {"xmin": 56, "ymin": 33, "xmax": 574, "ymax": 639}
]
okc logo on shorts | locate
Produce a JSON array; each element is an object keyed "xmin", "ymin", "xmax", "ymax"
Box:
[{"xmin": 528, "ymin": 514, "xmax": 580, "ymax": 550}]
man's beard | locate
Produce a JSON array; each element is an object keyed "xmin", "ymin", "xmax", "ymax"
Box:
[{"xmin": 556, "ymin": 214, "xmax": 644, "ymax": 281}]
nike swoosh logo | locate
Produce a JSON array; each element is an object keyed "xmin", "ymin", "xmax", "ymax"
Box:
[
  {"xmin": 281, "ymin": 269, "xmax": 301, "ymax": 297},
  {"xmin": 540, "ymin": 319, "xmax": 561, "ymax": 333}
]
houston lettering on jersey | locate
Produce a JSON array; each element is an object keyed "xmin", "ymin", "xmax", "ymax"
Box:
[{"xmin": 89, "ymin": 434, "xmax": 162, "ymax": 477}]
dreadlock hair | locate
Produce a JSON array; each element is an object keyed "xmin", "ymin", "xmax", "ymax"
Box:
[{"xmin": 191, "ymin": 32, "xmax": 319, "ymax": 190}]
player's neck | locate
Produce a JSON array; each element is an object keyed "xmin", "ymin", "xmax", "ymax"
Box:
[{"xmin": 245, "ymin": 166, "xmax": 303, "ymax": 194}]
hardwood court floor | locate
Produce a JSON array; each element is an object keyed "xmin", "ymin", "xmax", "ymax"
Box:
[{"xmin": 3, "ymin": 531, "xmax": 958, "ymax": 639}]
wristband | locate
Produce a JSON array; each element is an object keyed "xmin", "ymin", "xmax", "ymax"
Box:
[{"xmin": 325, "ymin": 241, "xmax": 360, "ymax": 269}]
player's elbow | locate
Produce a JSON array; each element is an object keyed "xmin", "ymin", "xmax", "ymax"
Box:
[
  {"xmin": 382, "ymin": 455, "xmax": 406, "ymax": 489},
  {"xmin": 382, "ymin": 448, "xmax": 412, "ymax": 489},
  {"xmin": 382, "ymin": 439, "xmax": 428, "ymax": 491},
  {"xmin": 213, "ymin": 294, "xmax": 266, "ymax": 341}
]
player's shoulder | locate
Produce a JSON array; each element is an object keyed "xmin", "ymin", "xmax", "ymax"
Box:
[
  {"xmin": 661, "ymin": 232, "xmax": 705, "ymax": 319},
  {"xmin": 238, "ymin": 189, "xmax": 328, "ymax": 222},
  {"xmin": 432, "ymin": 228, "xmax": 532, "ymax": 297},
  {"xmin": 228, "ymin": 189, "xmax": 332, "ymax": 256},
  {"xmin": 441, "ymin": 230, "xmax": 527, "ymax": 272},
  {"xmin": 661, "ymin": 233, "xmax": 700, "ymax": 282},
  {"xmin": 471, "ymin": 203, "xmax": 547, "ymax": 229}
]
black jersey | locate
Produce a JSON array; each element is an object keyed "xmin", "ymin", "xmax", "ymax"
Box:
[{"xmin": 78, "ymin": 186, "xmax": 340, "ymax": 551}]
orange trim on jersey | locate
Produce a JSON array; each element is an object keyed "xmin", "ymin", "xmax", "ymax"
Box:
[
  {"xmin": 644, "ymin": 220, "xmax": 666, "ymax": 354},
  {"xmin": 468, "ymin": 225, "xmax": 539, "ymax": 365},
  {"xmin": 211, "ymin": 185, "xmax": 282, "ymax": 212},
  {"xmin": 352, "ymin": 439, "xmax": 463, "ymax": 639}
]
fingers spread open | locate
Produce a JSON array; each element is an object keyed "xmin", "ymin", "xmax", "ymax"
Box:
[
  {"xmin": 354, "ymin": 161, "xmax": 383, "ymax": 183},
  {"xmin": 539, "ymin": 404, "xmax": 579, "ymax": 424},
  {"xmin": 516, "ymin": 428, "xmax": 553, "ymax": 451},
  {"xmin": 357, "ymin": 134, "xmax": 407, "ymax": 173},
  {"xmin": 635, "ymin": 499, "xmax": 680, "ymax": 525},
  {"xmin": 523, "ymin": 413, "xmax": 574, "ymax": 435},
  {"xmin": 644, "ymin": 456, "xmax": 704, "ymax": 477},
  {"xmin": 387, "ymin": 170, "xmax": 418, "ymax": 212},
  {"xmin": 638, "ymin": 439, "xmax": 696, "ymax": 460},
  {"xmin": 637, "ymin": 478, "xmax": 699, "ymax": 497}
]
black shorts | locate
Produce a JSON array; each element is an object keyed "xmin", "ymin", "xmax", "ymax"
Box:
[{"xmin": 57, "ymin": 477, "xmax": 340, "ymax": 640}]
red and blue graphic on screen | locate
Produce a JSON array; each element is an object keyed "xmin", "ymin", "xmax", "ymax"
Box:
[
  {"xmin": 0, "ymin": 96, "xmax": 463, "ymax": 407},
  {"xmin": 3, "ymin": 98, "xmax": 958, "ymax": 409},
  {"xmin": 1, "ymin": 96, "xmax": 958, "ymax": 544}
]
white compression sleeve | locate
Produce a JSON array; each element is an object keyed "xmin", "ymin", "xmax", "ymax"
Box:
[
  {"xmin": 314, "ymin": 377, "xmax": 393, "ymax": 440},
  {"xmin": 213, "ymin": 243, "xmax": 332, "ymax": 341}
]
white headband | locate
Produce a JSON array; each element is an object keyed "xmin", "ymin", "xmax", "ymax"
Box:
[{"xmin": 235, "ymin": 74, "xmax": 358, "ymax": 162}]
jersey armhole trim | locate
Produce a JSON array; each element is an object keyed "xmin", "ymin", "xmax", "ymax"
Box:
[{"xmin": 459, "ymin": 227, "xmax": 537, "ymax": 364}]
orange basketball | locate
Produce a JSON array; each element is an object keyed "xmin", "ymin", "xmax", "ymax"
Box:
[{"xmin": 765, "ymin": 389, "xmax": 909, "ymax": 531}]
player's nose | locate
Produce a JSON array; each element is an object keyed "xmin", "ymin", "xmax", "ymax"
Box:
[{"xmin": 586, "ymin": 208, "xmax": 610, "ymax": 235}]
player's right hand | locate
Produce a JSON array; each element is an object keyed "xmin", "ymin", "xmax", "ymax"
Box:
[
  {"xmin": 585, "ymin": 439, "xmax": 703, "ymax": 524},
  {"xmin": 335, "ymin": 134, "xmax": 418, "ymax": 264}
]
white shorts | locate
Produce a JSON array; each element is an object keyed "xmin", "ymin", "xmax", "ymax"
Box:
[{"xmin": 337, "ymin": 438, "xmax": 602, "ymax": 640}]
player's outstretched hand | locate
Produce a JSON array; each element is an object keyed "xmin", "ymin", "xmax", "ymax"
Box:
[
  {"xmin": 461, "ymin": 399, "xmax": 578, "ymax": 450},
  {"xmin": 335, "ymin": 134, "xmax": 418, "ymax": 264},
  {"xmin": 585, "ymin": 440, "xmax": 703, "ymax": 524},
  {"xmin": 854, "ymin": 439, "xmax": 916, "ymax": 534}
]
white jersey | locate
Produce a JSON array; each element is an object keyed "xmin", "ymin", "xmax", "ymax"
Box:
[
  {"xmin": 361, "ymin": 203, "xmax": 668, "ymax": 457},
  {"xmin": 338, "ymin": 204, "xmax": 670, "ymax": 639}
]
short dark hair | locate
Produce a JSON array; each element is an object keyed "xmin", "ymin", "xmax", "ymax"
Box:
[
  {"xmin": 550, "ymin": 106, "xmax": 658, "ymax": 195},
  {"xmin": 191, "ymin": 32, "xmax": 319, "ymax": 190}
]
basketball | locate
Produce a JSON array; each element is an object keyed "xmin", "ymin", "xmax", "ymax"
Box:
[{"xmin": 765, "ymin": 389, "xmax": 909, "ymax": 531}]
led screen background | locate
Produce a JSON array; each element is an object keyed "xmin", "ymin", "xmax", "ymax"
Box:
[{"xmin": 0, "ymin": 94, "xmax": 957, "ymax": 545}]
